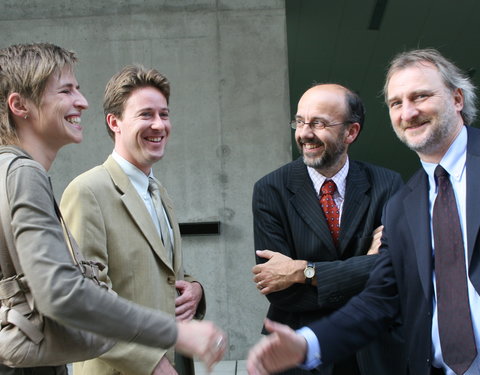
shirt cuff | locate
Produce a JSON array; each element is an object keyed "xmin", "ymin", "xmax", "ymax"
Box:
[{"xmin": 296, "ymin": 326, "xmax": 322, "ymax": 369}]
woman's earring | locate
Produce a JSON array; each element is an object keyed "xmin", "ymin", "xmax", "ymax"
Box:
[{"xmin": 24, "ymin": 115, "xmax": 28, "ymax": 120}]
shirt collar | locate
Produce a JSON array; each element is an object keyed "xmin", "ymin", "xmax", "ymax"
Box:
[
  {"xmin": 111, "ymin": 150, "xmax": 154, "ymax": 195},
  {"xmin": 307, "ymin": 157, "xmax": 349, "ymax": 198},
  {"xmin": 421, "ymin": 126, "xmax": 467, "ymax": 187}
]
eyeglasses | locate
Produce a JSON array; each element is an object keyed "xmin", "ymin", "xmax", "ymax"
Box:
[{"xmin": 290, "ymin": 119, "xmax": 351, "ymax": 130}]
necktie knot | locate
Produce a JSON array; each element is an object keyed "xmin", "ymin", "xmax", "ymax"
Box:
[
  {"xmin": 148, "ymin": 177, "xmax": 159, "ymax": 194},
  {"xmin": 434, "ymin": 165, "xmax": 449, "ymax": 181},
  {"xmin": 321, "ymin": 180, "xmax": 336, "ymax": 196}
]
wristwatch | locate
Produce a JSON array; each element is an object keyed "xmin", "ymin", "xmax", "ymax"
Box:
[{"xmin": 304, "ymin": 261, "xmax": 315, "ymax": 285}]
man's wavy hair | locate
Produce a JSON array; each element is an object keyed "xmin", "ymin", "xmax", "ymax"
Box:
[{"xmin": 383, "ymin": 48, "xmax": 477, "ymax": 125}]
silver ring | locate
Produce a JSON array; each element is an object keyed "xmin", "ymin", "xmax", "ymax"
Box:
[{"xmin": 215, "ymin": 336, "xmax": 224, "ymax": 349}]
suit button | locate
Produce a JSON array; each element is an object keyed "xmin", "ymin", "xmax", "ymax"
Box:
[{"xmin": 167, "ymin": 276, "xmax": 175, "ymax": 285}]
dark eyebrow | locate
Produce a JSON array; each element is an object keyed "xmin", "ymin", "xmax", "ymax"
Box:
[{"xmin": 296, "ymin": 115, "xmax": 328, "ymax": 122}]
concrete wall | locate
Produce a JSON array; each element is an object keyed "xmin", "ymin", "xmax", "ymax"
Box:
[{"xmin": 0, "ymin": 0, "xmax": 291, "ymax": 360}]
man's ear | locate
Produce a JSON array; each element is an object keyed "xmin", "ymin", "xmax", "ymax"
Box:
[
  {"xmin": 344, "ymin": 122, "xmax": 361, "ymax": 145},
  {"xmin": 106, "ymin": 113, "xmax": 121, "ymax": 134},
  {"xmin": 8, "ymin": 93, "xmax": 29, "ymax": 119},
  {"xmin": 453, "ymin": 87, "xmax": 464, "ymax": 113}
]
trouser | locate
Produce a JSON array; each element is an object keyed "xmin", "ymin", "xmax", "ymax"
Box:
[
  {"xmin": 175, "ymin": 352, "xmax": 195, "ymax": 375},
  {"xmin": 0, "ymin": 364, "xmax": 68, "ymax": 375}
]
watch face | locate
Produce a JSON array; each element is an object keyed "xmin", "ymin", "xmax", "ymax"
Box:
[{"xmin": 304, "ymin": 267, "xmax": 315, "ymax": 278}]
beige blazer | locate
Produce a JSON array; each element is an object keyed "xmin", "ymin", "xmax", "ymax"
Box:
[{"xmin": 61, "ymin": 156, "xmax": 205, "ymax": 375}]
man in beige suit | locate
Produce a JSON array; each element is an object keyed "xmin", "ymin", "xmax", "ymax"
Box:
[{"xmin": 61, "ymin": 65, "xmax": 206, "ymax": 375}]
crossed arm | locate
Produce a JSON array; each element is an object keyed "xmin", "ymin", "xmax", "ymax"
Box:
[{"xmin": 252, "ymin": 225, "xmax": 383, "ymax": 295}]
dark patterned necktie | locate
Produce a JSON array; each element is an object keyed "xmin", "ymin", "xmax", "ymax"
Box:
[
  {"xmin": 433, "ymin": 165, "xmax": 477, "ymax": 374},
  {"xmin": 320, "ymin": 180, "xmax": 340, "ymax": 246}
]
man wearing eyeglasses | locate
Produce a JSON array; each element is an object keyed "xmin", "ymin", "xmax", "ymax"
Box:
[{"xmin": 251, "ymin": 84, "xmax": 406, "ymax": 375}]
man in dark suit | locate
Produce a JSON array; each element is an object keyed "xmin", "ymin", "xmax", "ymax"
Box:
[
  {"xmin": 247, "ymin": 49, "xmax": 480, "ymax": 375},
  {"xmin": 251, "ymin": 84, "xmax": 405, "ymax": 375}
]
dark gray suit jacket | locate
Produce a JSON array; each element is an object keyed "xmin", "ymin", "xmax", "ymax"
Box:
[
  {"xmin": 253, "ymin": 158, "xmax": 405, "ymax": 375},
  {"xmin": 310, "ymin": 126, "xmax": 480, "ymax": 375}
]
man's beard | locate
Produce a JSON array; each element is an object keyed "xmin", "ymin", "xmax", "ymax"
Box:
[
  {"xmin": 393, "ymin": 100, "xmax": 457, "ymax": 155},
  {"xmin": 298, "ymin": 138, "xmax": 346, "ymax": 171}
]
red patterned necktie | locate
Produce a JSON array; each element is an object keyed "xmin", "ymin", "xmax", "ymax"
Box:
[
  {"xmin": 320, "ymin": 180, "xmax": 340, "ymax": 246},
  {"xmin": 433, "ymin": 165, "xmax": 477, "ymax": 374}
]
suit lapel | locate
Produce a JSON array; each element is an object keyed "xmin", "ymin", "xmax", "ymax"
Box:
[
  {"xmin": 104, "ymin": 156, "xmax": 173, "ymax": 271},
  {"xmin": 404, "ymin": 170, "xmax": 432, "ymax": 301},
  {"xmin": 339, "ymin": 162, "xmax": 371, "ymax": 255},
  {"xmin": 465, "ymin": 127, "xmax": 480, "ymax": 292},
  {"xmin": 287, "ymin": 159, "xmax": 338, "ymax": 257}
]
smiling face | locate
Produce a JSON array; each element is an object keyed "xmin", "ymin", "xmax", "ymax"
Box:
[
  {"xmin": 295, "ymin": 85, "xmax": 359, "ymax": 177},
  {"xmin": 387, "ymin": 62, "xmax": 464, "ymax": 162},
  {"xmin": 25, "ymin": 67, "xmax": 88, "ymax": 150},
  {"xmin": 108, "ymin": 86, "xmax": 170, "ymax": 174}
]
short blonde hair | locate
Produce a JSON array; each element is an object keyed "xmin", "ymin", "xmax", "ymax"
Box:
[{"xmin": 0, "ymin": 43, "xmax": 77, "ymax": 145}]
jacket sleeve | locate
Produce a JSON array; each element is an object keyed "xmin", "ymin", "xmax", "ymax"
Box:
[
  {"xmin": 253, "ymin": 179, "xmax": 322, "ymax": 312},
  {"xmin": 309, "ymin": 248, "xmax": 400, "ymax": 365},
  {"xmin": 7, "ymin": 160, "xmax": 177, "ymax": 349}
]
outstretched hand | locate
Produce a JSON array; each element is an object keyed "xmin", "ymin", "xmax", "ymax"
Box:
[
  {"xmin": 175, "ymin": 320, "xmax": 227, "ymax": 372},
  {"xmin": 247, "ymin": 319, "xmax": 307, "ymax": 375}
]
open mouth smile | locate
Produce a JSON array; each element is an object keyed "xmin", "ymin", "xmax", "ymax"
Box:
[
  {"xmin": 66, "ymin": 116, "xmax": 82, "ymax": 129},
  {"xmin": 145, "ymin": 136, "xmax": 164, "ymax": 143}
]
